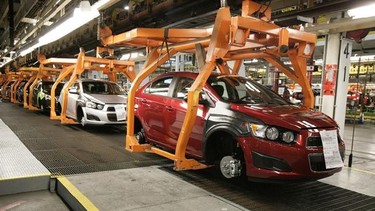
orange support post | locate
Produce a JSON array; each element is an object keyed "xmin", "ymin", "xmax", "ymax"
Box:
[
  {"xmin": 23, "ymin": 75, "xmax": 37, "ymax": 108},
  {"xmin": 50, "ymin": 65, "xmax": 75, "ymax": 120}
]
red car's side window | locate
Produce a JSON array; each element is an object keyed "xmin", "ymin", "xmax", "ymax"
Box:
[
  {"xmin": 173, "ymin": 77, "xmax": 194, "ymax": 99},
  {"xmin": 144, "ymin": 77, "xmax": 173, "ymax": 96}
]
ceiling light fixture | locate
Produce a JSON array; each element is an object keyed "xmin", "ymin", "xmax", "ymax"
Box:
[
  {"xmin": 20, "ymin": 43, "xmax": 41, "ymax": 57},
  {"xmin": 39, "ymin": 1, "xmax": 99, "ymax": 46},
  {"xmin": 17, "ymin": 1, "xmax": 100, "ymax": 57},
  {"xmin": 347, "ymin": 3, "xmax": 375, "ymax": 19}
]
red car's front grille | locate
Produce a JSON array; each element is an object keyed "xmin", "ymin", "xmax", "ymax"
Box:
[{"xmin": 306, "ymin": 135, "xmax": 341, "ymax": 147}]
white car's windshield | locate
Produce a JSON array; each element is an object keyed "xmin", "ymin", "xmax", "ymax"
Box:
[
  {"xmin": 82, "ymin": 81, "xmax": 125, "ymax": 95},
  {"xmin": 209, "ymin": 76, "xmax": 289, "ymax": 105}
]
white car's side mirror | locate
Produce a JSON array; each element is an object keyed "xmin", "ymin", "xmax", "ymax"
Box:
[{"xmin": 69, "ymin": 87, "xmax": 79, "ymax": 94}]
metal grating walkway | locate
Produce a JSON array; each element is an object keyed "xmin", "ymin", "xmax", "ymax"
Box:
[
  {"xmin": 0, "ymin": 103, "xmax": 170, "ymax": 176},
  {"xmin": 0, "ymin": 119, "xmax": 50, "ymax": 195},
  {"xmin": 162, "ymin": 166, "xmax": 375, "ymax": 211}
]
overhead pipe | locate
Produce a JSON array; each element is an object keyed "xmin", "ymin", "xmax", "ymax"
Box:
[
  {"xmin": 8, "ymin": 0, "xmax": 14, "ymax": 47},
  {"xmin": 221, "ymin": 0, "xmax": 227, "ymax": 7}
]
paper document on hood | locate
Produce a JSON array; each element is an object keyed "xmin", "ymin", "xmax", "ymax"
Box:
[
  {"xmin": 319, "ymin": 130, "xmax": 343, "ymax": 169},
  {"xmin": 115, "ymin": 105, "xmax": 126, "ymax": 121}
]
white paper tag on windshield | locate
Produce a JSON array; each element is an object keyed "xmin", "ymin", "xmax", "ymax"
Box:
[
  {"xmin": 115, "ymin": 105, "xmax": 126, "ymax": 121},
  {"xmin": 319, "ymin": 130, "xmax": 343, "ymax": 169}
]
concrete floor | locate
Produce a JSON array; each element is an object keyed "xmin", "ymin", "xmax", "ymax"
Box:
[
  {"xmin": 320, "ymin": 123, "xmax": 375, "ymax": 197},
  {"xmin": 0, "ymin": 191, "xmax": 69, "ymax": 211},
  {"xmin": 317, "ymin": 123, "xmax": 375, "ymax": 198},
  {"xmin": 342, "ymin": 123, "xmax": 375, "ymax": 172},
  {"xmin": 0, "ymin": 99, "xmax": 374, "ymax": 210}
]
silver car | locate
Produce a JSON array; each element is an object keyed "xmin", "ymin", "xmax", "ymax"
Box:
[{"xmin": 59, "ymin": 79, "xmax": 127, "ymax": 126}]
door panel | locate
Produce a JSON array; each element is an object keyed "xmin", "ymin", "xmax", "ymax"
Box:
[
  {"xmin": 66, "ymin": 83, "xmax": 79, "ymax": 118},
  {"xmin": 138, "ymin": 77, "xmax": 173, "ymax": 147},
  {"xmin": 169, "ymin": 77, "xmax": 208, "ymax": 158}
]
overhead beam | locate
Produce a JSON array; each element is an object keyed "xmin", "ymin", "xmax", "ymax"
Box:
[
  {"xmin": 8, "ymin": 0, "xmax": 14, "ymax": 47},
  {"xmin": 21, "ymin": 17, "xmax": 53, "ymax": 26},
  {"xmin": 305, "ymin": 16, "xmax": 375, "ymax": 35}
]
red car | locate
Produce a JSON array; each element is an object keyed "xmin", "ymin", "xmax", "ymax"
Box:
[{"xmin": 134, "ymin": 72, "xmax": 345, "ymax": 182}]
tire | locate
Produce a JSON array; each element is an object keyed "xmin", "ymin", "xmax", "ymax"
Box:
[
  {"xmin": 76, "ymin": 107, "xmax": 85, "ymax": 126},
  {"xmin": 135, "ymin": 129, "xmax": 146, "ymax": 144},
  {"xmin": 209, "ymin": 134, "xmax": 245, "ymax": 179},
  {"xmin": 40, "ymin": 100, "xmax": 47, "ymax": 113},
  {"xmin": 56, "ymin": 103, "xmax": 62, "ymax": 115}
]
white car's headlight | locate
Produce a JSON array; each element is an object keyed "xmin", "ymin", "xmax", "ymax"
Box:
[
  {"xmin": 86, "ymin": 101, "xmax": 104, "ymax": 110},
  {"xmin": 86, "ymin": 101, "xmax": 96, "ymax": 108}
]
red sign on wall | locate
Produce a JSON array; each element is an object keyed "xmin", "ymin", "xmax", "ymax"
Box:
[{"xmin": 323, "ymin": 64, "xmax": 337, "ymax": 96}]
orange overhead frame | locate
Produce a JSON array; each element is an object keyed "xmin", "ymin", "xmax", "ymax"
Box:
[
  {"xmin": 9, "ymin": 74, "xmax": 21, "ymax": 103},
  {"xmin": 0, "ymin": 73, "xmax": 6, "ymax": 86},
  {"xmin": 26, "ymin": 55, "xmax": 65, "ymax": 111},
  {"xmin": 35, "ymin": 57, "xmax": 78, "ymax": 119},
  {"xmin": 1, "ymin": 72, "xmax": 19, "ymax": 101},
  {"xmin": 57, "ymin": 49, "xmax": 135, "ymax": 124},
  {"xmin": 10, "ymin": 67, "xmax": 39, "ymax": 104},
  {"xmin": 99, "ymin": 0, "xmax": 317, "ymax": 171}
]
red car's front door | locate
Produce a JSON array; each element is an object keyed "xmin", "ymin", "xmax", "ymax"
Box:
[
  {"xmin": 137, "ymin": 76, "xmax": 174, "ymax": 147},
  {"xmin": 167, "ymin": 77, "xmax": 208, "ymax": 158}
]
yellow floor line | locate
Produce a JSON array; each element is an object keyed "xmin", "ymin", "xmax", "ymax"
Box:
[
  {"xmin": 344, "ymin": 166, "xmax": 375, "ymax": 175},
  {"xmin": 57, "ymin": 176, "xmax": 99, "ymax": 211}
]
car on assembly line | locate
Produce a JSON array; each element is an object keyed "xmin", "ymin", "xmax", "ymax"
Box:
[
  {"xmin": 58, "ymin": 79, "xmax": 127, "ymax": 126},
  {"xmin": 16, "ymin": 80, "xmax": 28, "ymax": 104},
  {"xmin": 1, "ymin": 80, "xmax": 15, "ymax": 99},
  {"xmin": 32, "ymin": 80, "xmax": 65, "ymax": 113},
  {"xmin": 133, "ymin": 72, "xmax": 345, "ymax": 182}
]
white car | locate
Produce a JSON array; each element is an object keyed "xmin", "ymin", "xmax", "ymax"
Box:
[{"xmin": 59, "ymin": 79, "xmax": 127, "ymax": 126}]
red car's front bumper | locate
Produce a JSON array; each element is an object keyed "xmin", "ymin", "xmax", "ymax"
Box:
[{"xmin": 238, "ymin": 129, "xmax": 345, "ymax": 181}]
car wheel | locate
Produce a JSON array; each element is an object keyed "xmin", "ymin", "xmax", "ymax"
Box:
[
  {"xmin": 134, "ymin": 118, "xmax": 146, "ymax": 144},
  {"xmin": 77, "ymin": 107, "xmax": 85, "ymax": 126},
  {"xmin": 135, "ymin": 129, "xmax": 146, "ymax": 144},
  {"xmin": 209, "ymin": 133, "xmax": 245, "ymax": 179},
  {"xmin": 56, "ymin": 103, "xmax": 62, "ymax": 115},
  {"xmin": 40, "ymin": 100, "xmax": 47, "ymax": 113}
]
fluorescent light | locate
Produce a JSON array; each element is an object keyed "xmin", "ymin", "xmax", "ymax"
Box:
[
  {"xmin": 131, "ymin": 52, "xmax": 138, "ymax": 59},
  {"xmin": 93, "ymin": 0, "xmax": 110, "ymax": 10},
  {"xmin": 39, "ymin": 1, "xmax": 99, "ymax": 46},
  {"xmin": 348, "ymin": 3, "xmax": 375, "ymax": 19},
  {"xmin": 20, "ymin": 43, "xmax": 41, "ymax": 56},
  {"xmin": 120, "ymin": 54, "xmax": 130, "ymax": 60}
]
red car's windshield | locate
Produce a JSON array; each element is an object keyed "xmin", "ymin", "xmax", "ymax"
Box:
[{"xmin": 209, "ymin": 76, "xmax": 289, "ymax": 105}]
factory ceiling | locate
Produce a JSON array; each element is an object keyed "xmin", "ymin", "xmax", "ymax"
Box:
[{"xmin": 0, "ymin": 0, "xmax": 374, "ymax": 70}]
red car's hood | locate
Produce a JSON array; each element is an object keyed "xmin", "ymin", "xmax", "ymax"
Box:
[{"xmin": 230, "ymin": 104, "xmax": 338, "ymax": 130}]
